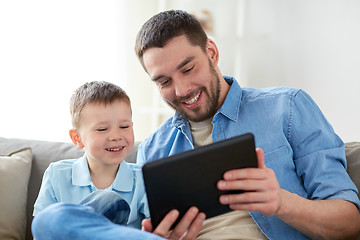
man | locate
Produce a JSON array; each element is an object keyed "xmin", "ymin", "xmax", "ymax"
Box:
[
  {"xmin": 135, "ymin": 10, "xmax": 360, "ymax": 239},
  {"xmin": 31, "ymin": 9, "xmax": 359, "ymax": 240}
]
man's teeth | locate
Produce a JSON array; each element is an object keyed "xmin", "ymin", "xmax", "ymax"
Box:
[
  {"xmin": 106, "ymin": 147, "xmax": 124, "ymax": 152},
  {"xmin": 185, "ymin": 92, "xmax": 200, "ymax": 105}
]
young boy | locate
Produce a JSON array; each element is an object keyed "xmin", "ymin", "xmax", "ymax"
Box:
[{"xmin": 33, "ymin": 81, "xmax": 149, "ymax": 228}]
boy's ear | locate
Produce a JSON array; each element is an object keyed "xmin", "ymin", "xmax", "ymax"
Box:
[{"xmin": 69, "ymin": 129, "xmax": 84, "ymax": 148}]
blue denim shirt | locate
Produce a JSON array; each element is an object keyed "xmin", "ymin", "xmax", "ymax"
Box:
[{"xmin": 137, "ymin": 76, "xmax": 360, "ymax": 239}]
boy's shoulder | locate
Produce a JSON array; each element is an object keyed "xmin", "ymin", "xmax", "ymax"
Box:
[{"xmin": 47, "ymin": 157, "xmax": 82, "ymax": 172}]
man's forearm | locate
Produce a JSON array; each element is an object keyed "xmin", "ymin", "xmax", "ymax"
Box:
[{"xmin": 277, "ymin": 190, "xmax": 360, "ymax": 240}]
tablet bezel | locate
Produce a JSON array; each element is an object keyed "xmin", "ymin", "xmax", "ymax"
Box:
[{"xmin": 142, "ymin": 133, "xmax": 257, "ymax": 229}]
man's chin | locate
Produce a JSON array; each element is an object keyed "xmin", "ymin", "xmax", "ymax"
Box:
[
  {"xmin": 177, "ymin": 110, "xmax": 211, "ymax": 122},
  {"xmin": 168, "ymin": 102, "xmax": 210, "ymax": 122}
]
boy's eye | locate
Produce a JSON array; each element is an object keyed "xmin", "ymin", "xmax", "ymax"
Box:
[
  {"xmin": 97, "ymin": 128, "xmax": 107, "ymax": 132},
  {"xmin": 120, "ymin": 126, "xmax": 129, "ymax": 129}
]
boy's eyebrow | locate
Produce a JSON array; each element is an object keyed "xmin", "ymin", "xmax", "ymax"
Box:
[{"xmin": 152, "ymin": 56, "xmax": 195, "ymax": 82}]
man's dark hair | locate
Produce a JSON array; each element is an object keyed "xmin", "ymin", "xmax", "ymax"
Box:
[{"xmin": 135, "ymin": 10, "xmax": 208, "ymax": 70}]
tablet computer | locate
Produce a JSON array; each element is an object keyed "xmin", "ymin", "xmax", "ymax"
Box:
[{"xmin": 141, "ymin": 133, "xmax": 258, "ymax": 229}]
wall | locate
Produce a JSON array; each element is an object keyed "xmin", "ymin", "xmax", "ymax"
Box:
[
  {"xmin": 1, "ymin": 0, "xmax": 359, "ymax": 143},
  {"xmin": 242, "ymin": 0, "xmax": 360, "ymax": 142},
  {"xmin": 0, "ymin": 0, "xmax": 125, "ymax": 142}
]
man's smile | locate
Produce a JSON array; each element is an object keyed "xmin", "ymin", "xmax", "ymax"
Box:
[{"xmin": 184, "ymin": 91, "xmax": 201, "ymax": 105}]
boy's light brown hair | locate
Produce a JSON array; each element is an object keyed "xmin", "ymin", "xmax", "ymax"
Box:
[{"xmin": 70, "ymin": 81, "xmax": 131, "ymax": 128}]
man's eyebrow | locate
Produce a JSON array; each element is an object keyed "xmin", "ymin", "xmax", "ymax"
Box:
[
  {"xmin": 151, "ymin": 56, "xmax": 195, "ymax": 82},
  {"xmin": 176, "ymin": 56, "xmax": 195, "ymax": 70},
  {"xmin": 152, "ymin": 74, "xmax": 165, "ymax": 82}
]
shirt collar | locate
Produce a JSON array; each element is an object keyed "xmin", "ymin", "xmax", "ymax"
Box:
[
  {"xmin": 72, "ymin": 154, "xmax": 91, "ymax": 186},
  {"xmin": 72, "ymin": 154, "xmax": 134, "ymax": 192},
  {"xmin": 172, "ymin": 76, "xmax": 243, "ymax": 127},
  {"xmin": 215, "ymin": 76, "xmax": 242, "ymax": 122},
  {"xmin": 111, "ymin": 161, "xmax": 134, "ymax": 192}
]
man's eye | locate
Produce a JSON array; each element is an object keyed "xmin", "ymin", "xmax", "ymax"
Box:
[
  {"xmin": 158, "ymin": 79, "xmax": 170, "ymax": 87},
  {"xmin": 183, "ymin": 65, "xmax": 194, "ymax": 73}
]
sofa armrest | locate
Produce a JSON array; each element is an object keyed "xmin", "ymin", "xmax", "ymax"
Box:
[{"xmin": 345, "ymin": 142, "xmax": 360, "ymax": 198}]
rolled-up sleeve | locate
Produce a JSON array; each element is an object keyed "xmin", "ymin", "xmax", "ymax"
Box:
[{"xmin": 289, "ymin": 90, "xmax": 359, "ymax": 209}]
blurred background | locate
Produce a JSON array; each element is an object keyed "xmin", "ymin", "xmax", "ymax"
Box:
[{"xmin": 1, "ymin": 0, "xmax": 359, "ymax": 143}]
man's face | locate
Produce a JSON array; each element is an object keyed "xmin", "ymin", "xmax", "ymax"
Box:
[{"xmin": 142, "ymin": 35, "xmax": 222, "ymax": 122}]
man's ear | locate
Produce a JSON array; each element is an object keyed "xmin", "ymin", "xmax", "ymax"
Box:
[
  {"xmin": 69, "ymin": 129, "xmax": 84, "ymax": 148},
  {"xmin": 206, "ymin": 38, "xmax": 219, "ymax": 65}
]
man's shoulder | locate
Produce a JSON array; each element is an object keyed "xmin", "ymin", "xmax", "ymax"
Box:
[
  {"xmin": 126, "ymin": 162, "xmax": 143, "ymax": 172},
  {"xmin": 141, "ymin": 117, "xmax": 177, "ymax": 147},
  {"xmin": 242, "ymin": 86, "xmax": 302, "ymax": 100},
  {"xmin": 137, "ymin": 116, "xmax": 184, "ymax": 163}
]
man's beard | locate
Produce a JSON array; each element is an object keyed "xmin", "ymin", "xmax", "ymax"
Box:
[{"xmin": 166, "ymin": 59, "xmax": 221, "ymax": 122}]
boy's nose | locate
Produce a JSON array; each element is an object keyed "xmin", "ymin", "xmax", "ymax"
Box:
[{"xmin": 109, "ymin": 130, "xmax": 122, "ymax": 141}]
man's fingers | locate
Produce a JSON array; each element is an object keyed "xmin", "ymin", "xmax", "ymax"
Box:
[
  {"xmin": 153, "ymin": 210, "xmax": 179, "ymax": 237},
  {"xmin": 256, "ymin": 148, "xmax": 266, "ymax": 168},
  {"xmin": 180, "ymin": 212, "xmax": 206, "ymax": 240},
  {"xmin": 170, "ymin": 207, "xmax": 199, "ymax": 239},
  {"xmin": 150, "ymin": 207, "xmax": 205, "ymax": 240},
  {"xmin": 218, "ymin": 169, "xmax": 277, "ymax": 191}
]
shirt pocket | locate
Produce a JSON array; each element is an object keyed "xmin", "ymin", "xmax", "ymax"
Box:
[
  {"xmin": 264, "ymin": 145, "xmax": 289, "ymax": 164},
  {"xmin": 264, "ymin": 145, "xmax": 307, "ymax": 196}
]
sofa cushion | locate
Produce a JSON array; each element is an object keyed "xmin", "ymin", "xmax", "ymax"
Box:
[
  {"xmin": 345, "ymin": 142, "xmax": 360, "ymax": 198},
  {"xmin": 0, "ymin": 148, "xmax": 32, "ymax": 240},
  {"xmin": 0, "ymin": 137, "xmax": 84, "ymax": 240}
]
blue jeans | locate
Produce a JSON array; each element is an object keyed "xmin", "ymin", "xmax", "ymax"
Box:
[
  {"xmin": 32, "ymin": 190, "xmax": 164, "ymax": 240},
  {"xmin": 79, "ymin": 190, "xmax": 131, "ymax": 225}
]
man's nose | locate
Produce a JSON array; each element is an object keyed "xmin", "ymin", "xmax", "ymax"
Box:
[{"xmin": 174, "ymin": 76, "xmax": 192, "ymax": 97}]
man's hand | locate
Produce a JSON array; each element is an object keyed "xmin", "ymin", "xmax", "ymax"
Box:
[
  {"xmin": 217, "ymin": 148, "xmax": 282, "ymax": 216},
  {"xmin": 142, "ymin": 207, "xmax": 205, "ymax": 240},
  {"xmin": 217, "ymin": 148, "xmax": 360, "ymax": 239}
]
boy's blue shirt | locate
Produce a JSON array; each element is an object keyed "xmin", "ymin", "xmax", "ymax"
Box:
[
  {"xmin": 137, "ymin": 76, "xmax": 360, "ymax": 239},
  {"xmin": 33, "ymin": 154, "xmax": 149, "ymax": 228}
]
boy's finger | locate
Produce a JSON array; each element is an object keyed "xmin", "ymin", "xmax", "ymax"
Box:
[{"xmin": 141, "ymin": 219, "xmax": 153, "ymax": 232}]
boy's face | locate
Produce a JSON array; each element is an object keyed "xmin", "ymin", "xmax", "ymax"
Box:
[
  {"xmin": 142, "ymin": 35, "xmax": 222, "ymax": 122},
  {"xmin": 73, "ymin": 100, "xmax": 134, "ymax": 168}
]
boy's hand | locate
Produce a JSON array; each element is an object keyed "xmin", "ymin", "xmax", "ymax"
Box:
[{"xmin": 142, "ymin": 207, "xmax": 205, "ymax": 240}]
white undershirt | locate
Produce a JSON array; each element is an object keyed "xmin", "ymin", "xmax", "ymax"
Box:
[
  {"xmin": 189, "ymin": 119, "xmax": 267, "ymax": 240},
  {"xmin": 189, "ymin": 118, "xmax": 214, "ymax": 147}
]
